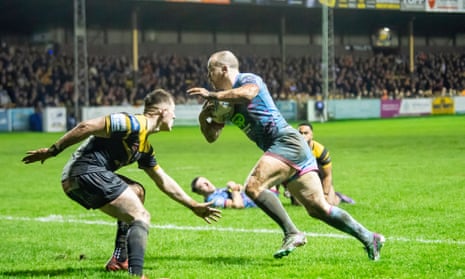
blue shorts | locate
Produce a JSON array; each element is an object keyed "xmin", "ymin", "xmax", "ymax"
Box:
[{"xmin": 265, "ymin": 126, "xmax": 318, "ymax": 184}]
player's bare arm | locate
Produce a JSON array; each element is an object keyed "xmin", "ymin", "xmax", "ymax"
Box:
[
  {"xmin": 320, "ymin": 165, "xmax": 333, "ymax": 196},
  {"xmin": 22, "ymin": 116, "xmax": 107, "ymax": 164},
  {"xmin": 187, "ymin": 83, "xmax": 259, "ymax": 103},
  {"xmin": 228, "ymin": 190, "xmax": 246, "ymax": 209},
  {"xmin": 225, "ymin": 181, "xmax": 245, "ymax": 209},
  {"xmin": 143, "ymin": 166, "xmax": 222, "ymax": 223},
  {"xmin": 188, "ymin": 84, "xmax": 258, "ymax": 143}
]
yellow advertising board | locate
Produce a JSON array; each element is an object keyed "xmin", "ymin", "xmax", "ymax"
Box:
[{"xmin": 432, "ymin": 97, "xmax": 454, "ymax": 114}]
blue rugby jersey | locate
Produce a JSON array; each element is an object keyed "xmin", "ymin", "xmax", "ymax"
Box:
[
  {"xmin": 228, "ymin": 73, "xmax": 290, "ymax": 151},
  {"xmin": 205, "ymin": 188, "xmax": 256, "ymax": 208}
]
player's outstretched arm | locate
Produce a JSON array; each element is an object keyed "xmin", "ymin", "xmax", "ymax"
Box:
[
  {"xmin": 144, "ymin": 166, "xmax": 222, "ymax": 223},
  {"xmin": 187, "ymin": 84, "xmax": 258, "ymax": 103},
  {"xmin": 22, "ymin": 116, "xmax": 107, "ymax": 164}
]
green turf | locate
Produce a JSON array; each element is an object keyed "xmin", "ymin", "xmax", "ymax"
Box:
[{"xmin": 1, "ymin": 115, "xmax": 465, "ymax": 278}]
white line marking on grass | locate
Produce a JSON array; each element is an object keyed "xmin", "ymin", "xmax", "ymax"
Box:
[{"xmin": 1, "ymin": 215, "xmax": 464, "ymax": 245}]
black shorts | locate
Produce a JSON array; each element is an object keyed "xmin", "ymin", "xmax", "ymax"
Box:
[{"xmin": 64, "ymin": 171, "xmax": 128, "ymax": 210}]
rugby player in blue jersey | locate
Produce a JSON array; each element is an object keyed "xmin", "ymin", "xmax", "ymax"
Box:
[
  {"xmin": 191, "ymin": 176, "xmax": 280, "ymax": 209},
  {"xmin": 191, "ymin": 176, "xmax": 257, "ymax": 209},
  {"xmin": 187, "ymin": 50, "xmax": 384, "ymax": 260},
  {"xmin": 22, "ymin": 89, "xmax": 222, "ymax": 278}
]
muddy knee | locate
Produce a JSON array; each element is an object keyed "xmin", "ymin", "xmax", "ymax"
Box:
[
  {"xmin": 244, "ymin": 180, "xmax": 265, "ymax": 199},
  {"xmin": 117, "ymin": 174, "xmax": 146, "ymax": 203},
  {"xmin": 129, "ymin": 183, "xmax": 146, "ymax": 203},
  {"xmin": 139, "ymin": 209, "xmax": 151, "ymax": 224}
]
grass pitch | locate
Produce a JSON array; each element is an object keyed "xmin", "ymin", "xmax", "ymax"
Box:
[{"xmin": 1, "ymin": 115, "xmax": 464, "ymax": 278}]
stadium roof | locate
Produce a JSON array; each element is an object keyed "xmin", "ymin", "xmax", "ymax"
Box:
[{"xmin": 0, "ymin": 0, "xmax": 463, "ymax": 36}]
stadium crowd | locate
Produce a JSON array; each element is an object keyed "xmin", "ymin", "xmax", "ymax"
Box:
[{"xmin": 1, "ymin": 42, "xmax": 465, "ymax": 109}]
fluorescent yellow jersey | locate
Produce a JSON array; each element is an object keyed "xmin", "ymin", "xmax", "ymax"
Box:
[
  {"xmin": 62, "ymin": 112, "xmax": 159, "ymax": 180},
  {"xmin": 310, "ymin": 140, "xmax": 332, "ymax": 169}
]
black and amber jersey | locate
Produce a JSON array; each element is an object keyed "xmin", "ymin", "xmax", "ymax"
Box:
[
  {"xmin": 310, "ymin": 140, "xmax": 332, "ymax": 169},
  {"xmin": 62, "ymin": 113, "xmax": 158, "ymax": 179}
]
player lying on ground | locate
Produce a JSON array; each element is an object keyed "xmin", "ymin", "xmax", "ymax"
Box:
[{"xmin": 191, "ymin": 176, "xmax": 279, "ymax": 209}]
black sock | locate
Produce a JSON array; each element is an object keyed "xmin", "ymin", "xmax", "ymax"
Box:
[
  {"xmin": 113, "ymin": 221, "xmax": 129, "ymax": 261},
  {"xmin": 253, "ymin": 190, "xmax": 299, "ymax": 236},
  {"xmin": 127, "ymin": 220, "xmax": 149, "ymax": 276}
]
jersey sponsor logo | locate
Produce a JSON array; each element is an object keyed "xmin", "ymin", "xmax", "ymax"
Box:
[
  {"xmin": 231, "ymin": 113, "xmax": 246, "ymax": 129},
  {"xmin": 110, "ymin": 113, "xmax": 128, "ymax": 132}
]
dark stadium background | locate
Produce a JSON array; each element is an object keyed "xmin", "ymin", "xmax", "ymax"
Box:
[
  {"xmin": 0, "ymin": 0, "xmax": 463, "ymax": 125},
  {"xmin": 1, "ymin": 0, "xmax": 464, "ymax": 56}
]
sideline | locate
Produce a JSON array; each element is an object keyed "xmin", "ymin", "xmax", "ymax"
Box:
[{"xmin": 1, "ymin": 214, "xmax": 464, "ymax": 245}]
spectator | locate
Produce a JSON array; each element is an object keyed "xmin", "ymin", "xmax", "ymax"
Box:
[
  {"xmin": 29, "ymin": 102, "xmax": 43, "ymax": 132},
  {"xmin": 2, "ymin": 42, "xmax": 465, "ymax": 108},
  {"xmin": 314, "ymin": 95, "xmax": 325, "ymax": 122},
  {"xmin": 0, "ymin": 84, "xmax": 13, "ymax": 108}
]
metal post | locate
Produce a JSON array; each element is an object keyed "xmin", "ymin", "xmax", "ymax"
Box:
[
  {"xmin": 321, "ymin": 4, "xmax": 335, "ymax": 121},
  {"xmin": 280, "ymin": 15, "xmax": 286, "ymax": 95},
  {"xmin": 132, "ymin": 7, "xmax": 139, "ymax": 87},
  {"xmin": 409, "ymin": 17, "xmax": 415, "ymax": 74},
  {"xmin": 73, "ymin": 0, "xmax": 89, "ymax": 121},
  {"xmin": 322, "ymin": 5, "xmax": 328, "ymax": 121}
]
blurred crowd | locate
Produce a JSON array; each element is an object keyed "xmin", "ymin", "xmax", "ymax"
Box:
[{"xmin": 1, "ymin": 42, "xmax": 465, "ymax": 109}]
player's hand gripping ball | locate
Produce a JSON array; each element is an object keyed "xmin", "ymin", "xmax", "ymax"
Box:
[{"xmin": 210, "ymin": 100, "xmax": 233, "ymax": 124}]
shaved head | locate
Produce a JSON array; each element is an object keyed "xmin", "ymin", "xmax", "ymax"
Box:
[{"xmin": 208, "ymin": 50, "xmax": 239, "ymax": 70}]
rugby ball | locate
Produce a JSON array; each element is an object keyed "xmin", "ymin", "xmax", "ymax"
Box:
[{"xmin": 211, "ymin": 101, "xmax": 233, "ymax": 124}]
